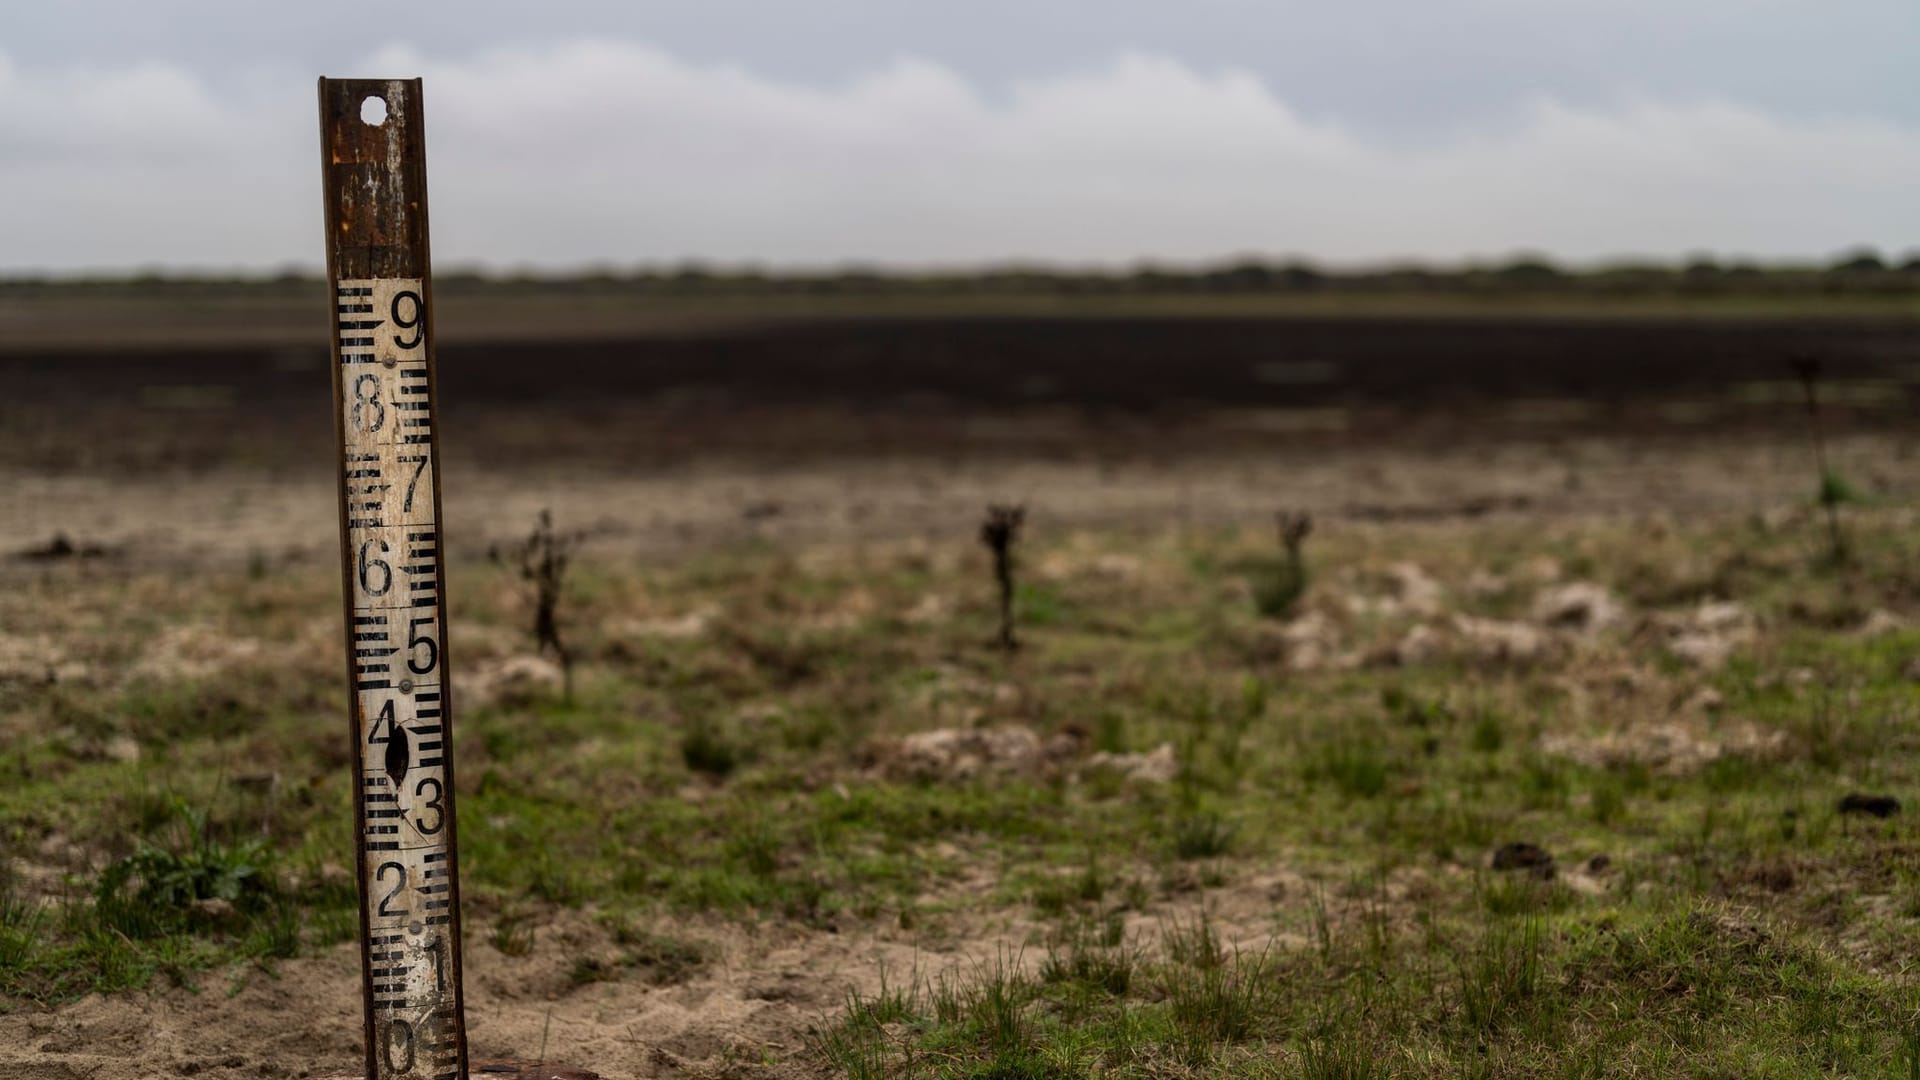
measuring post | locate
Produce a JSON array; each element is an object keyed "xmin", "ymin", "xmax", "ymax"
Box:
[
  {"xmin": 319, "ymin": 76, "xmax": 597, "ymax": 1080},
  {"xmin": 319, "ymin": 78, "xmax": 467, "ymax": 1080}
]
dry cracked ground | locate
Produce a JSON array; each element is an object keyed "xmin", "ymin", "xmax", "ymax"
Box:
[{"xmin": 6, "ymin": 431, "xmax": 1920, "ymax": 1077}]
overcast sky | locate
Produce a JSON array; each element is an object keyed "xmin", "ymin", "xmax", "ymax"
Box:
[{"xmin": 3, "ymin": 1, "xmax": 1916, "ymax": 273}]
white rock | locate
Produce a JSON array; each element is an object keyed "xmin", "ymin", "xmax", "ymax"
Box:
[
  {"xmin": 1532, "ymin": 582, "xmax": 1624, "ymax": 633},
  {"xmin": 1662, "ymin": 601, "xmax": 1758, "ymax": 671},
  {"xmin": 1385, "ymin": 562, "xmax": 1446, "ymax": 617},
  {"xmin": 1514, "ymin": 556, "xmax": 1564, "ymax": 585},
  {"xmin": 1540, "ymin": 720, "xmax": 1786, "ymax": 776},
  {"xmin": 1683, "ymin": 687, "xmax": 1726, "ymax": 714},
  {"xmin": 1857, "ymin": 609, "xmax": 1905, "ymax": 637},
  {"xmin": 873, "ymin": 726, "xmax": 1046, "ymax": 782},
  {"xmin": 1383, "ymin": 623, "xmax": 1446, "ymax": 666},
  {"xmin": 469, "ymin": 654, "xmax": 564, "ymax": 707},
  {"xmin": 1279, "ymin": 610, "xmax": 1344, "ymax": 671},
  {"xmin": 614, "ymin": 608, "xmax": 715, "ymax": 641},
  {"xmin": 1084, "ymin": 743, "xmax": 1179, "ymax": 784},
  {"xmin": 1670, "ymin": 633, "xmax": 1735, "ymax": 671},
  {"xmin": 1693, "ymin": 601, "xmax": 1755, "ymax": 634},
  {"xmin": 902, "ymin": 593, "xmax": 952, "ymax": 625},
  {"xmin": 1453, "ymin": 615, "xmax": 1548, "ymax": 664}
]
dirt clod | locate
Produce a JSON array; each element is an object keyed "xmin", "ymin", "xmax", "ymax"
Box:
[
  {"xmin": 1491, "ymin": 841, "xmax": 1556, "ymax": 879},
  {"xmin": 1734, "ymin": 859, "xmax": 1797, "ymax": 893},
  {"xmin": 13, "ymin": 533, "xmax": 109, "ymax": 561},
  {"xmin": 865, "ymin": 725, "xmax": 1080, "ymax": 783},
  {"xmin": 1837, "ymin": 793, "xmax": 1900, "ymax": 818}
]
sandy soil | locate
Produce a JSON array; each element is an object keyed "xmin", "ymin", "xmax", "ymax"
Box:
[
  {"xmin": 0, "ymin": 914, "xmax": 898, "ymax": 1079},
  {"xmin": 0, "ymin": 868, "xmax": 1337, "ymax": 1080}
]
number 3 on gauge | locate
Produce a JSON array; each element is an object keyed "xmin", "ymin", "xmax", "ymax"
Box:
[{"xmin": 414, "ymin": 777, "xmax": 444, "ymax": 835}]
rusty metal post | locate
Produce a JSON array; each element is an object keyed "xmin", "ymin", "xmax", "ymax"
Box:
[
  {"xmin": 318, "ymin": 75, "xmax": 600, "ymax": 1080},
  {"xmin": 319, "ymin": 77, "xmax": 469, "ymax": 1080}
]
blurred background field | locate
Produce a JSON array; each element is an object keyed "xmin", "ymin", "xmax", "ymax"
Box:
[{"xmin": 6, "ymin": 266, "xmax": 1920, "ymax": 1077}]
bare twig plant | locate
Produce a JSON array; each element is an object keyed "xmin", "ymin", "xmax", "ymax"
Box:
[
  {"xmin": 493, "ymin": 508, "xmax": 581, "ymax": 700},
  {"xmin": 1790, "ymin": 356, "xmax": 1851, "ymax": 563},
  {"xmin": 980, "ymin": 504, "xmax": 1026, "ymax": 651},
  {"xmin": 1254, "ymin": 510, "xmax": 1313, "ymax": 618}
]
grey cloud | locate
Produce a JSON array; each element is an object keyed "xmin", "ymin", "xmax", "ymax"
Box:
[
  {"xmin": 1, "ymin": 39, "xmax": 1915, "ymax": 272},
  {"xmin": 6, "ymin": 0, "xmax": 1915, "ymax": 136}
]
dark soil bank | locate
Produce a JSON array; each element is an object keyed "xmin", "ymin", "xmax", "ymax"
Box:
[{"xmin": 5, "ymin": 315, "xmax": 1914, "ymax": 468}]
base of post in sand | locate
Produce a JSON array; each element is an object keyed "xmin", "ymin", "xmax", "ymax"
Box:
[
  {"xmin": 475, "ymin": 1063, "xmax": 601, "ymax": 1080},
  {"xmin": 321, "ymin": 1062, "xmax": 600, "ymax": 1080}
]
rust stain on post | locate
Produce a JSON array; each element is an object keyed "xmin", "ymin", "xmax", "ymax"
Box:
[{"xmin": 321, "ymin": 79, "xmax": 432, "ymax": 280}]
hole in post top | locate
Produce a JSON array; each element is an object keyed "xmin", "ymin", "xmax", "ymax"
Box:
[{"xmin": 359, "ymin": 95, "xmax": 389, "ymax": 127}]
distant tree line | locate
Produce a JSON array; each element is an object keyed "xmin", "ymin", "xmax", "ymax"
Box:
[{"xmin": 8, "ymin": 248, "xmax": 1920, "ymax": 298}]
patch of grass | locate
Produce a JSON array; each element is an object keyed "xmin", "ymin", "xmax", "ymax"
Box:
[
  {"xmin": 1014, "ymin": 582, "xmax": 1068, "ymax": 628},
  {"xmin": 524, "ymin": 853, "xmax": 583, "ymax": 906},
  {"xmin": 1251, "ymin": 562, "xmax": 1309, "ymax": 620},
  {"xmin": 0, "ymin": 869, "xmax": 44, "ymax": 977},
  {"xmin": 119, "ymin": 675, "xmax": 300, "ymax": 748},
  {"xmin": 681, "ymin": 717, "xmax": 747, "ymax": 778},
  {"xmin": 1170, "ymin": 812, "xmax": 1236, "ymax": 860},
  {"xmin": 1029, "ymin": 859, "xmax": 1106, "ymax": 915},
  {"xmin": 1470, "ymin": 707, "xmax": 1506, "ymax": 753},
  {"xmin": 1039, "ymin": 917, "xmax": 1134, "ymax": 996},
  {"xmin": 570, "ymin": 921, "xmax": 711, "ymax": 988},
  {"xmin": 1161, "ymin": 911, "xmax": 1224, "ymax": 969},
  {"xmin": 1818, "ymin": 469, "xmax": 1863, "ymax": 508},
  {"xmin": 15, "ymin": 496, "xmax": 1920, "ymax": 1074},
  {"xmin": 491, "ymin": 910, "xmax": 538, "ymax": 957},
  {"xmin": 1303, "ymin": 737, "xmax": 1392, "ymax": 800},
  {"xmin": 0, "ymin": 799, "xmax": 307, "ymax": 1004},
  {"xmin": 1297, "ymin": 1027, "xmax": 1387, "ymax": 1080},
  {"xmin": 809, "ymin": 895, "xmax": 1907, "ymax": 1074},
  {"xmin": 1588, "ymin": 776, "xmax": 1628, "ymax": 826},
  {"xmin": 613, "ymin": 923, "xmax": 712, "ymax": 984},
  {"xmin": 1164, "ymin": 946, "xmax": 1278, "ymax": 1056},
  {"xmin": 1383, "ymin": 685, "xmax": 1453, "ymax": 729},
  {"xmin": 1519, "ymin": 754, "xmax": 1571, "ymax": 809},
  {"xmin": 92, "ymin": 803, "xmax": 278, "ymax": 938},
  {"xmin": 1456, "ymin": 915, "xmax": 1546, "ymax": 1034},
  {"xmin": 244, "ymin": 896, "xmax": 303, "ymax": 960},
  {"xmin": 815, "ymin": 897, "xmax": 1918, "ymax": 1077},
  {"xmin": 1479, "ymin": 873, "xmax": 1569, "ymax": 918}
]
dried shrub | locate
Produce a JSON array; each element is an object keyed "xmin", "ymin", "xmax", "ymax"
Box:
[{"xmin": 980, "ymin": 504, "xmax": 1026, "ymax": 651}]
